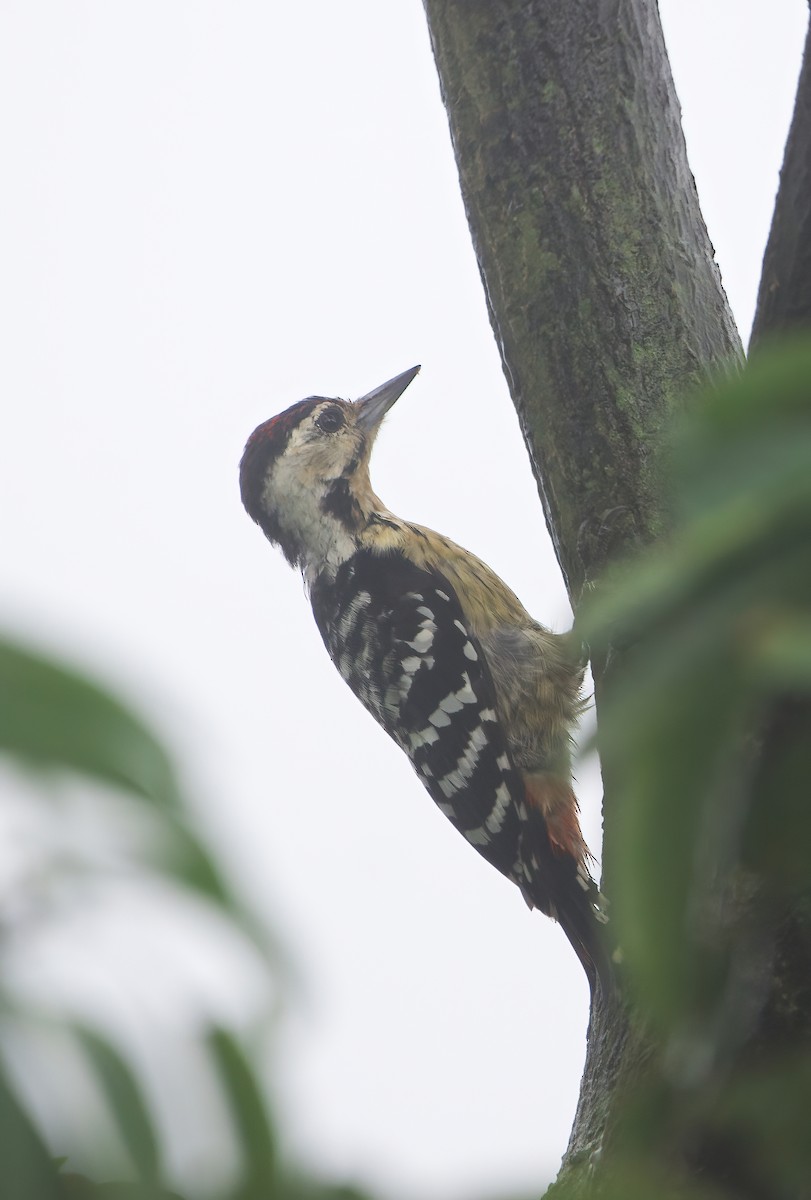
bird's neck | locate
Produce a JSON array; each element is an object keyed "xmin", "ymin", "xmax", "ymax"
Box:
[{"xmin": 295, "ymin": 473, "xmax": 388, "ymax": 585}]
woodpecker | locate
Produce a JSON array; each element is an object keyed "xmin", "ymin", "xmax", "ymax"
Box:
[{"xmin": 240, "ymin": 366, "xmax": 611, "ymax": 995}]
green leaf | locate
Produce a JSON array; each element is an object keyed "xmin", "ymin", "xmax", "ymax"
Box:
[
  {"xmin": 709, "ymin": 1053, "xmax": 811, "ymax": 1197},
  {"xmin": 745, "ymin": 612, "xmax": 811, "ymax": 691},
  {"xmin": 74, "ymin": 1026, "xmax": 162, "ymax": 1186},
  {"xmin": 206, "ymin": 1027, "xmax": 276, "ymax": 1199},
  {"xmin": 57, "ymin": 1176, "xmax": 186, "ymax": 1199},
  {"xmin": 0, "ymin": 638, "xmax": 179, "ymax": 809},
  {"xmin": 0, "ymin": 634, "xmax": 284, "ymax": 974},
  {"xmin": 0, "ymin": 1062, "xmax": 62, "ymax": 1200}
]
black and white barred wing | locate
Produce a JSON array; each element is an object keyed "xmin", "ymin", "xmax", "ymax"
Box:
[{"xmin": 312, "ymin": 550, "xmax": 526, "ymax": 881}]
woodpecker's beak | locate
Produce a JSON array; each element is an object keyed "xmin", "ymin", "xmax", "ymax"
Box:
[{"xmin": 354, "ymin": 365, "xmax": 420, "ymax": 433}]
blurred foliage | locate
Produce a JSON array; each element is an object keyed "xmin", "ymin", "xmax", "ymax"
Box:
[
  {"xmin": 4, "ymin": 340, "xmax": 810, "ymax": 1198},
  {"xmin": 0, "ymin": 639, "xmax": 275, "ymax": 959},
  {"xmin": 0, "ymin": 637, "xmax": 378, "ymax": 1200},
  {"xmin": 575, "ymin": 338, "xmax": 811, "ymax": 1196}
]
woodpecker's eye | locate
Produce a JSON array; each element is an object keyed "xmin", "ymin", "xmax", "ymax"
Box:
[{"xmin": 315, "ymin": 406, "xmax": 345, "ymax": 434}]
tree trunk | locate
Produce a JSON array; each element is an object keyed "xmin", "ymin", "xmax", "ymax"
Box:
[
  {"xmin": 420, "ymin": 0, "xmax": 749, "ymax": 1191},
  {"xmin": 422, "ymin": 0, "xmax": 741, "ymax": 601},
  {"xmin": 738, "ymin": 6, "xmax": 811, "ymax": 1188}
]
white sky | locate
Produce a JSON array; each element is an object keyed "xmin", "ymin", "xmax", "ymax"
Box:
[{"xmin": 0, "ymin": 2, "xmax": 807, "ymax": 1197}]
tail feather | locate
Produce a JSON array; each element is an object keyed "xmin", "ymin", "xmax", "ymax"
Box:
[
  {"xmin": 555, "ymin": 877, "xmax": 617, "ymax": 1002},
  {"xmin": 519, "ymin": 799, "xmax": 617, "ymax": 1002}
]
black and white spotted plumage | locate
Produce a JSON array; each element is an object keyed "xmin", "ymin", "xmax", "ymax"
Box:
[
  {"xmin": 240, "ymin": 366, "xmax": 613, "ymax": 997},
  {"xmin": 311, "ymin": 549, "xmax": 526, "ymax": 881}
]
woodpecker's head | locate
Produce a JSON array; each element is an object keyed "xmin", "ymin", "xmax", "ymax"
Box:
[{"xmin": 240, "ymin": 365, "xmax": 420, "ymax": 570}]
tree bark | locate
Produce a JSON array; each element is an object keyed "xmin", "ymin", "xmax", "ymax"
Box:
[
  {"xmin": 422, "ymin": 0, "xmax": 741, "ymax": 601},
  {"xmin": 750, "ymin": 14, "xmax": 811, "ymax": 350},
  {"xmin": 421, "ymin": 0, "xmax": 745, "ymax": 1191},
  {"xmin": 738, "ymin": 7, "xmax": 811, "ymax": 1187}
]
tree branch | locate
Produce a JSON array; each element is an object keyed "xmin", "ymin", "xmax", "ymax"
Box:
[{"xmin": 750, "ymin": 13, "xmax": 811, "ymax": 348}]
